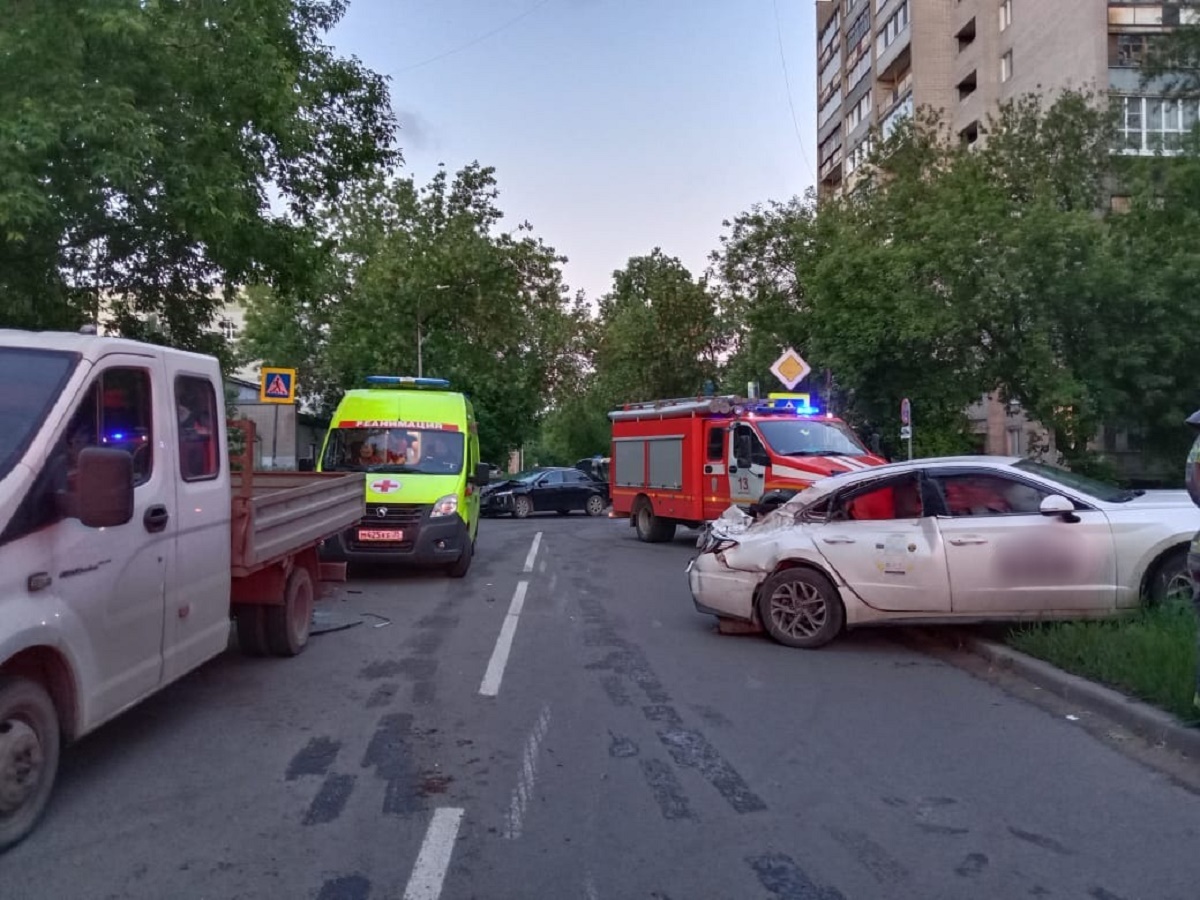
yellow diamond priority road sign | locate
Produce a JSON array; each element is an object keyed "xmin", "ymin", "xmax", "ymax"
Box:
[{"xmin": 770, "ymin": 348, "xmax": 812, "ymax": 391}]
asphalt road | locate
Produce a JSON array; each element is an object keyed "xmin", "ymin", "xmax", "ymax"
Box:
[{"xmin": 3, "ymin": 516, "xmax": 1200, "ymax": 899}]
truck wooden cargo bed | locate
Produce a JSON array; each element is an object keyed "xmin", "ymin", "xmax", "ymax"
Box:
[{"xmin": 230, "ymin": 470, "xmax": 364, "ymax": 577}]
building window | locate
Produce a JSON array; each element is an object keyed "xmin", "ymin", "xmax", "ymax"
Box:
[
  {"xmin": 958, "ymin": 69, "xmax": 978, "ymax": 101},
  {"xmin": 1116, "ymin": 95, "xmax": 1200, "ymax": 155},
  {"xmin": 882, "ymin": 93, "xmax": 914, "ymax": 140},
  {"xmin": 846, "ymin": 92, "xmax": 873, "ymax": 133},
  {"xmin": 1000, "ymin": 50, "xmax": 1013, "ymax": 83},
  {"xmin": 999, "ymin": 0, "xmax": 1012, "ymax": 32},
  {"xmin": 846, "ymin": 10, "xmax": 870, "ymax": 48},
  {"xmin": 1114, "ymin": 34, "xmax": 1148, "ymax": 68},
  {"xmin": 818, "ymin": 91, "xmax": 844, "ymax": 128},
  {"xmin": 218, "ymin": 317, "xmax": 238, "ymax": 341},
  {"xmin": 960, "ymin": 120, "xmax": 981, "ymax": 146},
  {"xmin": 846, "ymin": 136, "xmax": 874, "ymax": 174},
  {"xmin": 956, "ymin": 17, "xmax": 977, "ymax": 53},
  {"xmin": 820, "ymin": 12, "xmax": 841, "ymax": 56},
  {"xmin": 877, "ymin": 1, "xmax": 910, "ymax": 56}
]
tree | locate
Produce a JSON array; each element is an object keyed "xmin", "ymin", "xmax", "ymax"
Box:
[
  {"xmin": 242, "ymin": 164, "xmax": 589, "ymax": 464},
  {"xmin": 593, "ymin": 249, "xmax": 723, "ymax": 404},
  {"xmin": 0, "ymin": 0, "xmax": 395, "ymax": 351}
]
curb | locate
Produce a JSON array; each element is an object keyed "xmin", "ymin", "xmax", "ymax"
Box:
[{"xmin": 949, "ymin": 630, "xmax": 1200, "ymax": 759}]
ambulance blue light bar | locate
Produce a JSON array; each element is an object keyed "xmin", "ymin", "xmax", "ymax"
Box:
[{"xmin": 366, "ymin": 375, "xmax": 451, "ymax": 388}]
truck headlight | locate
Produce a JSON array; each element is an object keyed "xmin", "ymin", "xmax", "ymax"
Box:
[{"xmin": 431, "ymin": 494, "xmax": 459, "ymax": 517}]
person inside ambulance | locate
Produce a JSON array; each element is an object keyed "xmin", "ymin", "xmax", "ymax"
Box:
[
  {"xmin": 387, "ymin": 432, "xmax": 419, "ymax": 466},
  {"xmin": 421, "ymin": 433, "xmax": 459, "ymax": 472}
]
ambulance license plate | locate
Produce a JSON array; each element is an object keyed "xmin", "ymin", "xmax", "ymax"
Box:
[{"xmin": 358, "ymin": 528, "xmax": 404, "ymax": 542}]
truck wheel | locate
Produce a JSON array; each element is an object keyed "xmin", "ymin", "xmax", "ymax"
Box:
[
  {"xmin": 756, "ymin": 567, "xmax": 844, "ymax": 649},
  {"xmin": 585, "ymin": 495, "xmax": 606, "ymax": 517},
  {"xmin": 235, "ymin": 605, "xmax": 270, "ymax": 657},
  {"xmin": 634, "ymin": 500, "xmax": 676, "ymax": 543},
  {"xmin": 0, "ymin": 677, "xmax": 60, "ymax": 852},
  {"xmin": 266, "ymin": 567, "xmax": 314, "ymax": 657},
  {"xmin": 447, "ymin": 539, "xmax": 474, "ymax": 578},
  {"xmin": 513, "ymin": 496, "xmax": 532, "ymax": 519}
]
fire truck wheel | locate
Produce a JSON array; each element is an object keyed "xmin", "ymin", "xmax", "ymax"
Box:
[
  {"xmin": 634, "ymin": 499, "xmax": 676, "ymax": 543},
  {"xmin": 513, "ymin": 495, "xmax": 532, "ymax": 519},
  {"xmin": 0, "ymin": 677, "xmax": 60, "ymax": 852},
  {"xmin": 756, "ymin": 567, "xmax": 844, "ymax": 649}
]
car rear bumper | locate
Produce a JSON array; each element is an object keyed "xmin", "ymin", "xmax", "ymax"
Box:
[{"xmin": 320, "ymin": 512, "xmax": 470, "ymax": 567}]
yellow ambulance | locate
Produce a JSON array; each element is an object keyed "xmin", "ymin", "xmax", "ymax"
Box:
[{"xmin": 316, "ymin": 376, "xmax": 488, "ymax": 576}]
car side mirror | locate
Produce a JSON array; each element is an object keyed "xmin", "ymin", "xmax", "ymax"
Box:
[
  {"xmin": 77, "ymin": 447, "xmax": 134, "ymax": 528},
  {"xmin": 1039, "ymin": 494, "xmax": 1077, "ymax": 521},
  {"xmin": 474, "ymin": 462, "xmax": 491, "ymax": 487}
]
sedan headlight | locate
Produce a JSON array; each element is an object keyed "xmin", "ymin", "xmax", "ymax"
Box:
[{"xmin": 431, "ymin": 494, "xmax": 459, "ymax": 517}]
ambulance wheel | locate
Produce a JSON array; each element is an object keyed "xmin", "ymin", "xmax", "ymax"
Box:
[
  {"xmin": 266, "ymin": 567, "xmax": 314, "ymax": 657},
  {"xmin": 513, "ymin": 496, "xmax": 532, "ymax": 519},
  {"xmin": 634, "ymin": 500, "xmax": 676, "ymax": 543},
  {"xmin": 0, "ymin": 677, "xmax": 60, "ymax": 852},
  {"xmin": 447, "ymin": 539, "xmax": 474, "ymax": 578},
  {"xmin": 235, "ymin": 605, "xmax": 270, "ymax": 657}
]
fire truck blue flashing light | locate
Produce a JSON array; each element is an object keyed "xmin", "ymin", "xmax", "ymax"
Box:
[
  {"xmin": 753, "ymin": 398, "xmax": 821, "ymax": 417},
  {"xmin": 366, "ymin": 375, "xmax": 452, "ymax": 389}
]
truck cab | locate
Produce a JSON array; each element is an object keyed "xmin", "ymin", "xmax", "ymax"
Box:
[{"xmin": 0, "ymin": 329, "xmax": 363, "ymax": 851}]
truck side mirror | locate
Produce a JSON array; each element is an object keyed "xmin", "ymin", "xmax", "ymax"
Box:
[
  {"xmin": 474, "ymin": 462, "xmax": 491, "ymax": 487},
  {"xmin": 77, "ymin": 447, "xmax": 134, "ymax": 528}
]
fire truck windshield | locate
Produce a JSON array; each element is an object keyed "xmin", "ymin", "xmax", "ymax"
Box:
[{"xmin": 755, "ymin": 419, "xmax": 868, "ymax": 458}]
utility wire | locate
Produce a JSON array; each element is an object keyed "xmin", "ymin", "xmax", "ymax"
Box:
[
  {"xmin": 771, "ymin": 0, "xmax": 817, "ymax": 184},
  {"xmin": 391, "ymin": 0, "xmax": 555, "ymax": 75}
]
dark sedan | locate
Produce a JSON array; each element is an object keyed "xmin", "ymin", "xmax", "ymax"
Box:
[{"xmin": 481, "ymin": 467, "xmax": 609, "ymax": 518}]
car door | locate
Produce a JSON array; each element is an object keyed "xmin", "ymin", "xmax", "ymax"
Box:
[
  {"xmin": 729, "ymin": 423, "xmax": 768, "ymax": 506},
  {"xmin": 812, "ymin": 472, "xmax": 952, "ymax": 612},
  {"xmin": 51, "ymin": 355, "xmax": 173, "ymax": 721},
  {"xmin": 162, "ymin": 368, "xmax": 232, "ymax": 684},
  {"xmin": 531, "ymin": 470, "xmax": 564, "ymax": 511},
  {"xmin": 562, "ymin": 470, "xmax": 595, "ymax": 510},
  {"xmin": 929, "ymin": 469, "xmax": 1116, "ymax": 613}
]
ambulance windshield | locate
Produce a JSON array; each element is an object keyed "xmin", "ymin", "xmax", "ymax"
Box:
[
  {"xmin": 756, "ymin": 419, "xmax": 868, "ymax": 458},
  {"xmin": 322, "ymin": 427, "xmax": 465, "ymax": 475}
]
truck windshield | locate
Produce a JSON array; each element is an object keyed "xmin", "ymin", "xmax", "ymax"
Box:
[
  {"xmin": 756, "ymin": 419, "xmax": 868, "ymax": 457},
  {"xmin": 322, "ymin": 427, "xmax": 465, "ymax": 475},
  {"xmin": 0, "ymin": 348, "xmax": 78, "ymax": 482}
]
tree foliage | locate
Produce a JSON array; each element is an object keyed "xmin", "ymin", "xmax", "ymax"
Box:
[
  {"xmin": 0, "ymin": 0, "xmax": 395, "ymax": 352},
  {"xmin": 242, "ymin": 164, "xmax": 589, "ymax": 464},
  {"xmin": 710, "ymin": 91, "xmax": 1200, "ymax": 472}
]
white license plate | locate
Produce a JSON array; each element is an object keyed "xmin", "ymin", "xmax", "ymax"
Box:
[{"xmin": 358, "ymin": 528, "xmax": 405, "ymax": 542}]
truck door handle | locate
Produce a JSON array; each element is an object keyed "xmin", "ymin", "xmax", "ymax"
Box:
[
  {"xmin": 823, "ymin": 536, "xmax": 856, "ymax": 545},
  {"xmin": 144, "ymin": 505, "xmax": 169, "ymax": 533},
  {"xmin": 949, "ymin": 536, "xmax": 987, "ymax": 546}
]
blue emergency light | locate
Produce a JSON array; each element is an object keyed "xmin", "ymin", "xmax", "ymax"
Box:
[
  {"xmin": 366, "ymin": 375, "xmax": 451, "ymax": 389},
  {"xmin": 754, "ymin": 398, "xmax": 821, "ymax": 417}
]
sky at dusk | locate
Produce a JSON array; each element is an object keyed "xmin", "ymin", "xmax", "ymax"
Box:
[{"xmin": 330, "ymin": 0, "xmax": 820, "ymax": 301}]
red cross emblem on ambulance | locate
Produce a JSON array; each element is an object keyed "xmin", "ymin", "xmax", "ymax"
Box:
[{"xmin": 371, "ymin": 479, "xmax": 400, "ymax": 494}]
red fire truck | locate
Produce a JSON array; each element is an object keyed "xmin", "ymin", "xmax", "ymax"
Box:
[{"xmin": 608, "ymin": 393, "xmax": 886, "ymax": 542}]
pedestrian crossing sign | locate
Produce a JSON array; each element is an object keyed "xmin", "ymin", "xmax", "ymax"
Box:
[{"xmin": 259, "ymin": 367, "xmax": 297, "ymax": 404}]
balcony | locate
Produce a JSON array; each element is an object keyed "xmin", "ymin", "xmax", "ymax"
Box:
[{"xmin": 876, "ymin": 3, "xmax": 912, "ymax": 80}]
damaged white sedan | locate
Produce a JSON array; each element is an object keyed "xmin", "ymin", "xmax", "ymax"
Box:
[{"xmin": 686, "ymin": 457, "xmax": 1198, "ymax": 649}]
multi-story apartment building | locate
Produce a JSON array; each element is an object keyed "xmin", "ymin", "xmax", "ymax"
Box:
[
  {"xmin": 814, "ymin": 1, "xmax": 1197, "ymax": 477},
  {"xmin": 816, "ymin": 0, "xmax": 1200, "ymax": 198}
]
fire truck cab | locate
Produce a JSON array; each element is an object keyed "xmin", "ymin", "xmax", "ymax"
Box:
[{"xmin": 608, "ymin": 393, "xmax": 886, "ymax": 543}]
